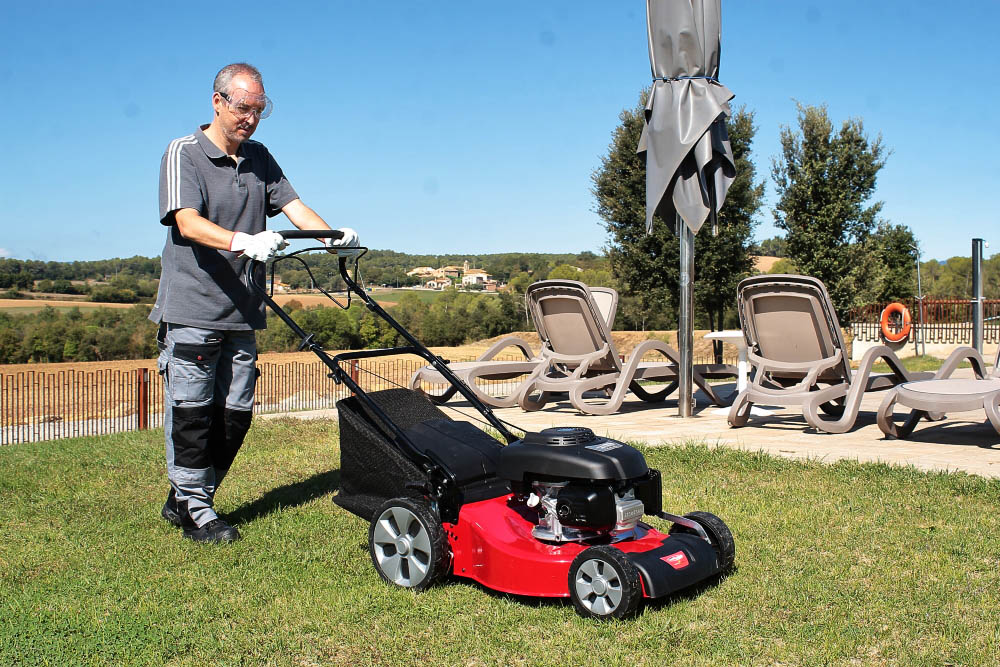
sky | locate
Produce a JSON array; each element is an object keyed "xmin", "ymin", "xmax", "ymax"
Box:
[{"xmin": 0, "ymin": 0, "xmax": 997, "ymax": 263}]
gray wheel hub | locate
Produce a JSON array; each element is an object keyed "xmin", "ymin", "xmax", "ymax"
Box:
[
  {"xmin": 372, "ymin": 506, "xmax": 433, "ymax": 587},
  {"xmin": 573, "ymin": 558, "xmax": 624, "ymax": 615}
]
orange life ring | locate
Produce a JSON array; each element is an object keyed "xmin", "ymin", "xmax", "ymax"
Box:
[{"xmin": 880, "ymin": 302, "xmax": 911, "ymax": 343}]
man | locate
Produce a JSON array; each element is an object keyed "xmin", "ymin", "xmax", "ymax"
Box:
[{"xmin": 153, "ymin": 63, "xmax": 358, "ymax": 543}]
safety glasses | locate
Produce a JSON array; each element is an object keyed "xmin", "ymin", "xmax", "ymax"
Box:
[{"xmin": 218, "ymin": 90, "xmax": 273, "ymax": 120}]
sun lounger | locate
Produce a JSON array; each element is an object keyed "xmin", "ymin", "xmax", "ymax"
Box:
[
  {"xmin": 728, "ymin": 274, "xmax": 945, "ymax": 434},
  {"xmin": 408, "ymin": 281, "xmax": 620, "ymax": 408},
  {"xmin": 516, "ymin": 280, "xmax": 736, "ymax": 415},
  {"xmin": 877, "ymin": 345, "xmax": 1000, "ymax": 438}
]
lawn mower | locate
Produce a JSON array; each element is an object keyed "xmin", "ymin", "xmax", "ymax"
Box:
[{"xmin": 246, "ymin": 230, "xmax": 735, "ymax": 619}]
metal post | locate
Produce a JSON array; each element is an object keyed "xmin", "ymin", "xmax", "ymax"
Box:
[
  {"xmin": 678, "ymin": 215, "xmax": 695, "ymax": 417},
  {"xmin": 972, "ymin": 238, "xmax": 985, "ymax": 353},
  {"xmin": 914, "ymin": 246, "xmax": 924, "ymax": 357}
]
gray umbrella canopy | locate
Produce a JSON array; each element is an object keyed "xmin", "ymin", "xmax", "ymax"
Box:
[{"xmin": 638, "ymin": 0, "xmax": 736, "ymax": 234}]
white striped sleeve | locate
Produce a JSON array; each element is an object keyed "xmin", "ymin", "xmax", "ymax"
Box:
[{"xmin": 158, "ymin": 135, "xmax": 200, "ymax": 225}]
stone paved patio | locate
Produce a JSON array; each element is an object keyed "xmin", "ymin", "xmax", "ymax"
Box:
[{"xmin": 264, "ymin": 369, "xmax": 1000, "ymax": 480}]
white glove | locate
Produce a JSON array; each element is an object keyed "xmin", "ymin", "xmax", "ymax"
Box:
[
  {"xmin": 323, "ymin": 227, "xmax": 361, "ymax": 255},
  {"xmin": 230, "ymin": 230, "xmax": 288, "ymax": 261}
]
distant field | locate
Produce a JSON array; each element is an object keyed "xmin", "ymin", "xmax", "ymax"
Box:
[
  {"xmin": 373, "ymin": 288, "xmax": 453, "ymax": 304},
  {"xmin": 273, "ymin": 287, "xmax": 452, "ymax": 309},
  {"xmin": 0, "ymin": 299, "xmax": 135, "ymax": 314},
  {"xmin": 0, "ymin": 289, "xmax": 451, "ymax": 315},
  {"xmin": 754, "ymin": 255, "xmax": 781, "ymax": 272}
]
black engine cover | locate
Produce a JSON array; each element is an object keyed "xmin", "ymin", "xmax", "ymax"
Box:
[
  {"xmin": 554, "ymin": 484, "xmax": 616, "ymax": 528},
  {"xmin": 497, "ymin": 427, "xmax": 648, "ymax": 483}
]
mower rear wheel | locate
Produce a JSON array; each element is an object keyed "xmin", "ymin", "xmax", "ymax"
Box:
[
  {"xmin": 568, "ymin": 546, "xmax": 643, "ymax": 620},
  {"xmin": 669, "ymin": 511, "xmax": 735, "ymax": 572},
  {"xmin": 369, "ymin": 497, "xmax": 449, "ymax": 591}
]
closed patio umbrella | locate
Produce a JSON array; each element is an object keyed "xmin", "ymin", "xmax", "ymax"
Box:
[{"xmin": 637, "ymin": 0, "xmax": 736, "ymax": 416}]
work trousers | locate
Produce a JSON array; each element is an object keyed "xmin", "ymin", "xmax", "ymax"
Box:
[{"xmin": 158, "ymin": 323, "xmax": 257, "ymax": 527}]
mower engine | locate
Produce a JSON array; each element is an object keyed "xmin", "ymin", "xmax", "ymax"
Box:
[{"xmin": 498, "ymin": 427, "xmax": 662, "ymax": 543}]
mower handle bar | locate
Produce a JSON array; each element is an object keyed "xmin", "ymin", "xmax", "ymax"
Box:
[
  {"xmin": 277, "ymin": 229, "xmax": 344, "ymax": 240},
  {"xmin": 243, "ymin": 233, "xmax": 518, "ymax": 459}
]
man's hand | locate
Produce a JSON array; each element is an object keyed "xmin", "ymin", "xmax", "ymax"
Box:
[
  {"xmin": 230, "ymin": 230, "xmax": 288, "ymax": 261},
  {"xmin": 323, "ymin": 227, "xmax": 361, "ymax": 255}
]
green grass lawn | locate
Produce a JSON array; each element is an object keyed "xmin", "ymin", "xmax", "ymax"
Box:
[
  {"xmin": 369, "ymin": 288, "xmax": 439, "ymax": 305},
  {"xmin": 2, "ymin": 420, "xmax": 999, "ymax": 665},
  {"xmin": 870, "ymin": 353, "xmax": 971, "ymax": 374}
]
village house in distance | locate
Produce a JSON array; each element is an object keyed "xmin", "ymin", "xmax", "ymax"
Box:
[{"xmin": 406, "ymin": 260, "xmax": 501, "ymax": 291}]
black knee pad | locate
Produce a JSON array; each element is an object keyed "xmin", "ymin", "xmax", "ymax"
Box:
[
  {"xmin": 209, "ymin": 407, "xmax": 253, "ymax": 472},
  {"xmin": 171, "ymin": 404, "xmax": 215, "ymax": 469}
]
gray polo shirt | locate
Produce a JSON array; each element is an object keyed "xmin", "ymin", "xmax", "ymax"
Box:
[{"xmin": 151, "ymin": 127, "xmax": 298, "ymax": 330}]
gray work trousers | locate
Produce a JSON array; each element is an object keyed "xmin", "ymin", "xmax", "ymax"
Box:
[{"xmin": 158, "ymin": 323, "xmax": 257, "ymax": 527}]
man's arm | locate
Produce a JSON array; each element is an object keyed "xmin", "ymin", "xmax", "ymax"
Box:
[
  {"xmin": 282, "ymin": 198, "xmax": 359, "ymax": 250},
  {"xmin": 173, "ymin": 198, "xmax": 326, "ymax": 250},
  {"xmin": 281, "ymin": 198, "xmax": 331, "ymax": 231},
  {"xmin": 175, "ymin": 208, "xmax": 241, "ymax": 250}
]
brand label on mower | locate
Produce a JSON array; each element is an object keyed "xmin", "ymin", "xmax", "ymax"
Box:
[
  {"xmin": 585, "ymin": 442, "xmax": 622, "ymax": 452},
  {"xmin": 661, "ymin": 551, "xmax": 690, "ymax": 569}
]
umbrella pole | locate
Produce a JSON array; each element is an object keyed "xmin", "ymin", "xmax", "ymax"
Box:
[{"xmin": 678, "ymin": 213, "xmax": 695, "ymax": 417}]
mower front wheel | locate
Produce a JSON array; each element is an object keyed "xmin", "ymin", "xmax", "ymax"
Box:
[
  {"xmin": 369, "ymin": 497, "xmax": 450, "ymax": 591},
  {"xmin": 568, "ymin": 546, "xmax": 643, "ymax": 620},
  {"xmin": 669, "ymin": 511, "xmax": 735, "ymax": 573}
]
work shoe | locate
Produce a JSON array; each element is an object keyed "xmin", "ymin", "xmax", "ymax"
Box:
[
  {"xmin": 183, "ymin": 518, "xmax": 241, "ymax": 544},
  {"xmin": 161, "ymin": 488, "xmax": 183, "ymax": 528}
]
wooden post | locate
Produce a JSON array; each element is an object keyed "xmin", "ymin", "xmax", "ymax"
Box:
[
  {"xmin": 136, "ymin": 368, "xmax": 149, "ymax": 430},
  {"xmin": 350, "ymin": 360, "xmax": 360, "ymax": 396}
]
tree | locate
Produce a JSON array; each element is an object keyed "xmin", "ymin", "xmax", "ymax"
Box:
[
  {"xmin": 768, "ymin": 257, "xmax": 799, "ymax": 274},
  {"xmin": 507, "ymin": 272, "xmax": 534, "ymax": 294},
  {"xmin": 593, "ymin": 92, "xmax": 676, "ymax": 327},
  {"xmin": 692, "ymin": 108, "xmax": 766, "ymax": 344},
  {"xmin": 869, "ymin": 223, "xmax": 918, "ymax": 302},
  {"xmin": 772, "ymin": 103, "xmax": 892, "ymax": 319},
  {"xmin": 756, "ymin": 236, "xmax": 787, "ymax": 258},
  {"xmin": 358, "ymin": 311, "xmax": 397, "ymax": 349},
  {"xmin": 593, "ymin": 92, "xmax": 764, "ymax": 340},
  {"xmin": 547, "ymin": 264, "xmax": 583, "ymax": 280}
]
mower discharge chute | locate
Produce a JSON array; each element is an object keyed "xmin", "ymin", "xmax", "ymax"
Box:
[{"xmin": 248, "ymin": 231, "xmax": 735, "ymax": 620}]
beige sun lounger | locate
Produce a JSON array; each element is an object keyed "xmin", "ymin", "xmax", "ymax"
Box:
[
  {"xmin": 877, "ymin": 345, "xmax": 1000, "ymax": 438},
  {"xmin": 727, "ymin": 274, "xmax": 963, "ymax": 434},
  {"xmin": 408, "ymin": 282, "xmax": 619, "ymax": 408},
  {"xmin": 515, "ymin": 280, "xmax": 736, "ymax": 416}
]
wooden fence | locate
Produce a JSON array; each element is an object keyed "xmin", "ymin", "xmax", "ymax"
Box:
[
  {"xmin": 1, "ymin": 350, "xmax": 735, "ymax": 445},
  {"xmin": 0, "ymin": 359, "xmax": 429, "ymax": 445}
]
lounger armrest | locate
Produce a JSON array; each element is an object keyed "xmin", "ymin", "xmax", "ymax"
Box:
[
  {"xmin": 540, "ymin": 344, "xmax": 611, "ymax": 376},
  {"xmin": 856, "ymin": 345, "xmax": 911, "ymax": 382},
  {"xmin": 933, "ymin": 345, "xmax": 989, "ymax": 379},
  {"xmin": 475, "ymin": 336, "xmax": 537, "ymax": 362},
  {"xmin": 747, "ymin": 350, "xmax": 841, "ymax": 377},
  {"xmin": 629, "ymin": 339, "xmax": 680, "ymax": 364},
  {"xmin": 747, "ymin": 349, "xmax": 843, "ymax": 392}
]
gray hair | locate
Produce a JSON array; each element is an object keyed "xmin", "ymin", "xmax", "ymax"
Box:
[{"xmin": 213, "ymin": 63, "xmax": 264, "ymax": 95}]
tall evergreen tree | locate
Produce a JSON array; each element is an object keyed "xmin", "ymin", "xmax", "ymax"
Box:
[{"xmin": 772, "ymin": 103, "xmax": 892, "ymax": 318}]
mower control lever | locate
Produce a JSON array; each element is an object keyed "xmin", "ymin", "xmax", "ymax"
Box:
[{"xmin": 657, "ymin": 511, "xmax": 710, "ymax": 542}]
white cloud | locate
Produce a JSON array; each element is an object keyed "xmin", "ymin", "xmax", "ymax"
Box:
[{"xmin": 0, "ymin": 247, "xmax": 10, "ymax": 258}]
